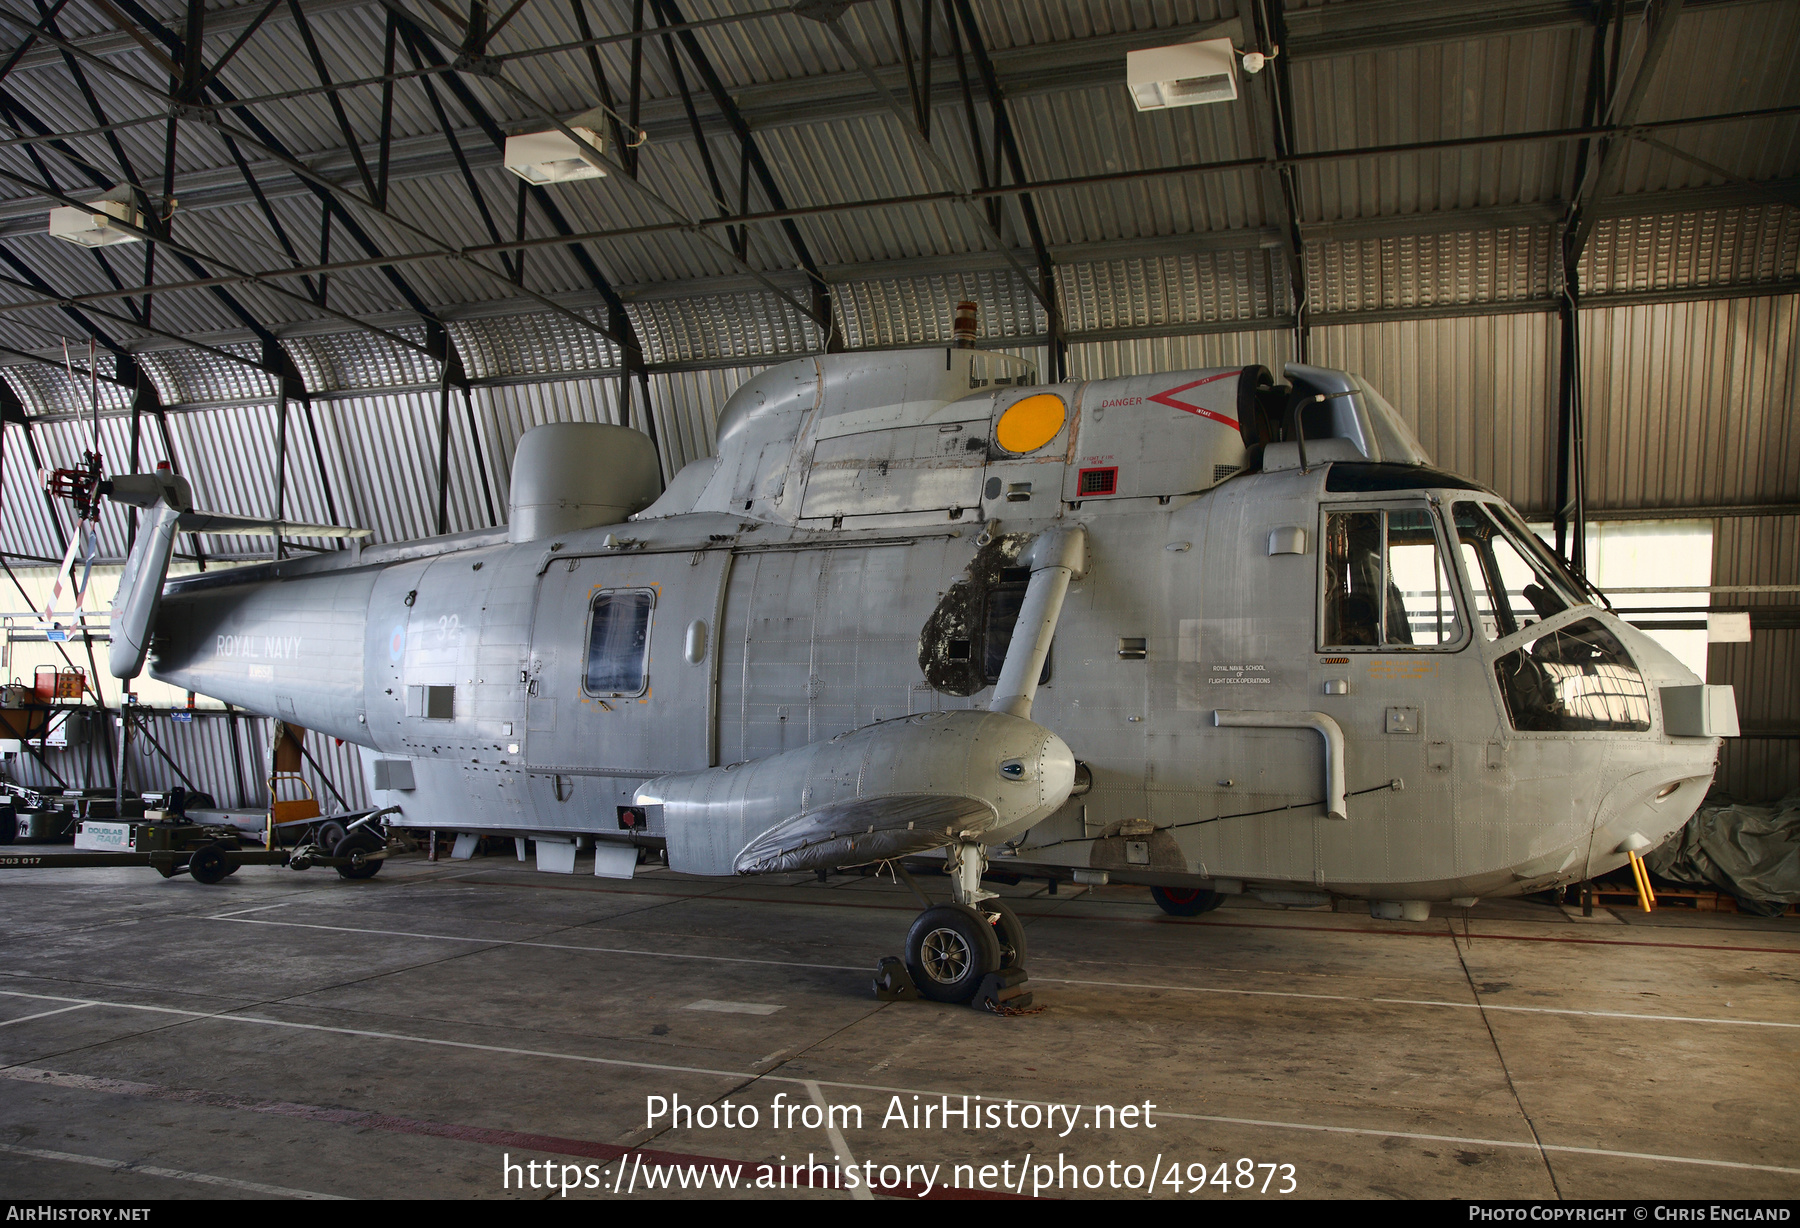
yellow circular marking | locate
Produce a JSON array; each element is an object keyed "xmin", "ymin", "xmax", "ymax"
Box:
[{"xmin": 994, "ymin": 393, "xmax": 1066, "ymax": 455}]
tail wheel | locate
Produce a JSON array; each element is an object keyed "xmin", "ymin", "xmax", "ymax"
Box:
[
  {"xmin": 983, "ymin": 899, "xmax": 1028, "ymax": 969},
  {"xmin": 1151, "ymin": 885, "xmax": 1224, "ymax": 917},
  {"xmin": 334, "ymin": 831, "xmax": 384, "ymax": 881},
  {"xmin": 905, "ymin": 904, "xmax": 1000, "ymax": 1004}
]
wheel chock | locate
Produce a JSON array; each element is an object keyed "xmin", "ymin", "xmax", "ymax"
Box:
[
  {"xmin": 873, "ymin": 956, "xmax": 919, "ymax": 1001},
  {"xmin": 974, "ymin": 964, "xmax": 1033, "ymax": 1013}
]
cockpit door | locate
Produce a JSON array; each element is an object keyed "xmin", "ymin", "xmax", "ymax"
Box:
[{"xmin": 1311, "ymin": 499, "xmax": 1485, "ymax": 887}]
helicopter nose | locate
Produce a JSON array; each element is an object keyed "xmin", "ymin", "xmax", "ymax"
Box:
[{"xmin": 1558, "ymin": 614, "xmax": 1729, "ymax": 881}]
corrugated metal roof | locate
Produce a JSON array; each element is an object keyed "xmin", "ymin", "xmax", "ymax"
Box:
[
  {"xmin": 1067, "ymin": 327, "xmax": 1293, "ymax": 382},
  {"xmin": 835, "ymin": 268, "xmax": 1046, "ymax": 348},
  {"xmin": 1307, "ymin": 226, "xmax": 1555, "ymax": 314},
  {"xmin": 452, "ymin": 312, "xmax": 620, "ymax": 380},
  {"xmin": 1580, "ymin": 204, "xmax": 1800, "ymax": 295},
  {"xmin": 1062, "ymin": 248, "xmax": 1286, "ymax": 332},
  {"xmin": 630, "ymin": 288, "xmax": 818, "ymax": 362},
  {"xmin": 0, "ymin": 0, "xmax": 1790, "ymax": 371}
]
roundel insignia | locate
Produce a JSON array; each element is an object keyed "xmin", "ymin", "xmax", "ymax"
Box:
[
  {"xmin": 389, "ymin": 624, "xmax": 406, "ymax": 661},
  {"xmin": 994, "ymin": 392, "xmax": 1067, "ymax": 455}
]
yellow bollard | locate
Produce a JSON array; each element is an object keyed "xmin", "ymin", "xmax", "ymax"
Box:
[{"xmin": 1627, "ymin": 850, "xmax": 1656, "ymax": 912}]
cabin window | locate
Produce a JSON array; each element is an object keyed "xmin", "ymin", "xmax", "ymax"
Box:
[
  {"xmin": 983, "ymin": 569, "xmax": 1052, "ymax": 685},
  {"xmin": 584, "ymin": 589, "xmax": 654, "ymax": 697},
  {"xmin": 1321, "ymin": 508, "xmax": 1461, "ymax": 650},
  {"xmin": 1494, "ymin": 617, "xmax": 1651, "ymax": 732},
  {"xmin": 1452, "ymin": 502, "xmax": 1575, "ymax": 640}
]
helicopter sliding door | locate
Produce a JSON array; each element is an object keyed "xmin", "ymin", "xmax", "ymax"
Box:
[{"xmin": 523, "ymin": 547, "xmax": 731, "ymax": 833}]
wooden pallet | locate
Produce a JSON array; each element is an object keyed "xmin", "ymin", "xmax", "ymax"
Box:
[{"xmin": 1587, "ymin": 886, "xmax": 1799, "ymax": 917}]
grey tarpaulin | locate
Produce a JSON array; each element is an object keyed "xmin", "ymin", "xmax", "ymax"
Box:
[{"xmin": 1645, "ymin": 792, "xmax": 1800, "ymax": 918}]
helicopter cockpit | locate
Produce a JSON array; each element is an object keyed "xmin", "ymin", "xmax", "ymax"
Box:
[{"xmin": 1318, "ymin": 488, "xmax": 1658, "ymax": 738}]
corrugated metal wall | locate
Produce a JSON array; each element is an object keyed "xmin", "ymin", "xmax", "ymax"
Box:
[
  {"xmin": 1312, "ymin": 312, "xmax": 1557, "ymax": 505},
  {"xmin": 1711, "ymin": 514, "xmax": 1800, "ymax": 802},
  {"xmin": 5, "ymin": 710, "xmax": 370, "ymax": 816},
  {"xmin": 1579, "ymin": 296, "xmax": 1800, "ymax": 513}
]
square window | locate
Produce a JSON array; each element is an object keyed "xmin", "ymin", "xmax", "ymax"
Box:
[{"xmin": 585, "ymin": 590, "xmax": 654, "ymax": 696}]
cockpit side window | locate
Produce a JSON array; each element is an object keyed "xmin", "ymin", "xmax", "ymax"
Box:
[
  {"xmin": 1321, "ymin": 507, "xmax": 1461, "ymax": 650},
  {"xmin": 1494, "ymin": 617, "xmax": 1651, "ymax": 732},
  {"xmin": 1452, "ymin": 502, "xmax": 1572, "ymax": 640},
  {"xmin": 584, "ymin": 589, "xmax": 654, "ymax": 697}
]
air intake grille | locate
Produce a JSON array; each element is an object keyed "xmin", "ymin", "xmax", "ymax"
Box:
[{"xmin": 1078, "ymin": 467, "xmax": 1118, "ymax": 496}]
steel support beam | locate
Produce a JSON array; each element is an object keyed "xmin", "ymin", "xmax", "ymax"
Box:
[
  {"xmin": 813, "ymin": 5, "xmax": 1058, "ymax": 361},
  {"xmin": 1248, "ymin": 0, "xmax": 1310, "ymax": 363},
  {"xmin": 383, "ymin": 12, "xmax": 653, "ymax": 466},
  {"xmin": 653, "ymin": 0, "xmax": 837, "ymax": 349},
  {"xmin": 375, "ymin": 2, "xmax": 829, "ymax": 336},
  {"xmin": 946, "ymin": 0, "xmax": 1062, "ymax": 378}
]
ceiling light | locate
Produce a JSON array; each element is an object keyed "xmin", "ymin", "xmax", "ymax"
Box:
[
  {"xmin": 48, "ymin": 190, "xmax": 144, "ymax": 247},
  {"xmin": 503, "ymin": 107, "xmax": 611, "ymax": 184},
  {"xmin": 1126, "ymin": 37, "xmax": 1239, "ymax": 110}
]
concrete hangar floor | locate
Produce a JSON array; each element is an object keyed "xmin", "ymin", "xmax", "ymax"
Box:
[{"xmin": 0, "ymin": 852, "xmax": 1795, "ymax": 1202}]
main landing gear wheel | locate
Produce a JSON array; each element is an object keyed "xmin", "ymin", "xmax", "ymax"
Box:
[
  {"xmin": 1151, "ymin": 885, "xmax": 1224, "ymax": 917},
  {"xmin": 905, "ymin": 904, "xmax": 1001, "ymax": 1004},
  {"xmin": 334, "ymin": 831, "xmax": 384, "ymax": 881}
]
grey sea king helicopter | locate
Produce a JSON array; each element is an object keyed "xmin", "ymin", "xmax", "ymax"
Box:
[{"xmin": 72, "ymin": 304, "xmax": 1737, "ymax": 1006}]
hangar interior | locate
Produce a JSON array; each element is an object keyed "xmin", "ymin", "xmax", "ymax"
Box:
[{"xmin": 0, "ymin": 0, "xmax": 1795, "ymax": 1203}]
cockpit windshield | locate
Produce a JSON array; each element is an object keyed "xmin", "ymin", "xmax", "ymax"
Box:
[{"xmin": 1451, "ymin": 502, "xmax": 1585, "ymax": 640}]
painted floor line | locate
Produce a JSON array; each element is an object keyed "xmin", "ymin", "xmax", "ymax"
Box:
[
  {"xmin": 1148, "ymin": 1112, "xmax": 1800, "ymax": 1177},
  {"xmin": 206, "ymin": 901, "xmax": 299, "ymax": 919},
  {"xmin": 1037, "ymin": 974, "xmax": 1800, "ymax": 1030},
  {"xmin": 0, "ymin": 1065, "xmax": 1014, "ymax": 1202},
  {"xmin": 204, "ymin": 914, "xmax": 866, "ymax": 972},
  {"xmin": 0, "ymin": 987, "xmax": 757, "ymax": 1080},
  {"xmin": 0, "ymin": 1003, "xmax": 93, "ymax": 1028},
  {"xmin": 684, "ymin": 1000, "xmax": 784, "ymax": 1015},
  {"xmin": 806, "ymin": 1078, "xmax": 875, "ymax": 1201},
  {"xmin": 201, "ymin": 914, "xmax": 1800, "ymax": 1031},
  {"xmin": 0, "ymin": 1140, "xmax": 343, "ymax": 1199},
  {"xmin": 433, "ymin": 873, "xmax": 1800, "ymax": 956},
  {"xmin": 2, "ymin": 987, "xmax": 1794, "ymax": 1180}
]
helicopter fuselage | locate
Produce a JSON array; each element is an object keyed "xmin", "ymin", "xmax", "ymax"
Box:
[{"xmin": 146, "ymin": 349, "xmax": 1725, "ymax": 908}]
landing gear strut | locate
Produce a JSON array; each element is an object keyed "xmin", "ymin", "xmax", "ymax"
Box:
[{"xmin": 882, "ymin": 842, "xmax": 1034, "ymax": 1011}]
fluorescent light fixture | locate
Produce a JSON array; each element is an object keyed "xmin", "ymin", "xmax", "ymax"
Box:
[
  {"xmin": 48, "ymin": 195, "xmax": 144, "ymax": 247},
  {"xmin": 1126, "ymin": 37, "xmax": 1239, "ymax": 110},
  {"xmin": 504, "ymin": 108, "xmax": 610, "ymax": 184}
]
